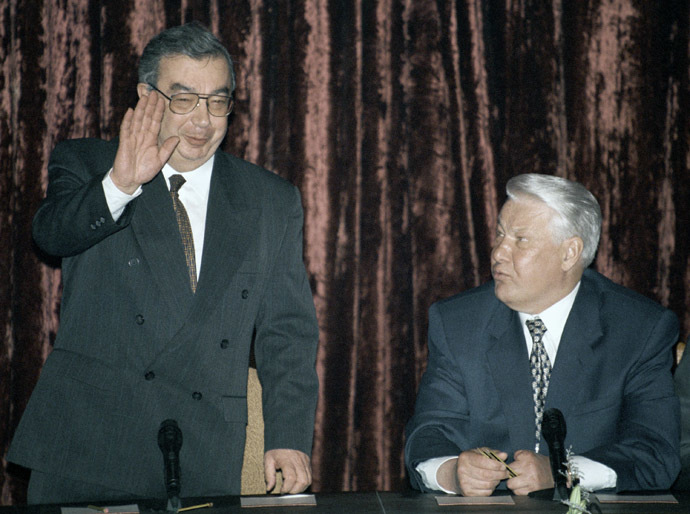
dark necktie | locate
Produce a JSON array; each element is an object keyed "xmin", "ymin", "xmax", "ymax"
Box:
[
  {"xmin": 526, "ymin": 317, "xmax": 551, "ymax": 453},
  {"xmin": 169, "ymin": 174, "xmax": 197, "ymax": 293}
]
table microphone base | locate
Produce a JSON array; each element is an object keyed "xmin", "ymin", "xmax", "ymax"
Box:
[{"xmin": 166, "ymin": 495, "xmax": 181, "ymax": 513}]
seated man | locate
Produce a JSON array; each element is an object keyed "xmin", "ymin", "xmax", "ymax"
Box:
[{"xmin": 405, "ymin": 173, "xmax": 680, "ymax": 496}]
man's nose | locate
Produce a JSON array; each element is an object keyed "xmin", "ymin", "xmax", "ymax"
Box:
[
  {"xmin": 191, "ymin": 99, "xmax": 212, "ymax": 125},
  {"xmin": 491, "ymin": 239, "xmax": 510, "ymax": 262}
]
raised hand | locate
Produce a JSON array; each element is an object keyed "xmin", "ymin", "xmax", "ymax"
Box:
[{"xmin": 111, "ymin": 90, "xmax": 179, "ymax": 194}]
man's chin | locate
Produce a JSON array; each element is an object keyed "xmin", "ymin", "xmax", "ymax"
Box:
[
  {"xmin": 493, "ymin": 282, "xmax": 513, "ymax": 304},
  {"xmin": 169, "ymin": 150, "xmax": 211, "ymax": 172}
]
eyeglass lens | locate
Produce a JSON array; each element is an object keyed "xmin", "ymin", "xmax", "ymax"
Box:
[{"xmin": 169, "ymin": 93, "xmax": 232, "ymax": 117}]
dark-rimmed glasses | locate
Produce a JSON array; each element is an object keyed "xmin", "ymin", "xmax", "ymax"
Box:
[{"xmin": 148, "ymin": 83, "xmax": 234, "ymax": 117}]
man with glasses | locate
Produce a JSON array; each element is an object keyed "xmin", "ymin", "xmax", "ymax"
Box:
[{"xmin": 9, "ymin": 22, "xmax": 319, "ymax": 503}]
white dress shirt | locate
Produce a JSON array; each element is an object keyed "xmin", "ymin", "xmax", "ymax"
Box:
[
  {"xmin": 416, "ymin": 282, "xmax": 617, "ymax": 493},
  {"xmin": 102, "ymin": 157, "xmax": 214, "ymax": 279}
]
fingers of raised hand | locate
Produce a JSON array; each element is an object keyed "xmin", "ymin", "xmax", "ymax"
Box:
[{"xmin": 130, "ymin": 91, "xmax": 165, "ymax": 141}]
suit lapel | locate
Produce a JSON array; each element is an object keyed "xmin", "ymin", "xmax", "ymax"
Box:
[
  {"xmin": 131, "ymin": 172, "xmax": 195, "ymax": 319},
  {"xmin": 486, "ymin": 303, "xmax": 537, "ymax": 451},
  {"xmin": 545, "ymin": 277, "xmax": 602, "ymax": 420},
  {"xmin": 187, "ymin": 153, "xmax": 259, "ymax": 323},
  {"xmin": 133, "ymin": 153, "xmax": 259, "ymax": 358},
  {"xmin": 486, "ymin": 276, "xmax": 603, "ymax": 453}
]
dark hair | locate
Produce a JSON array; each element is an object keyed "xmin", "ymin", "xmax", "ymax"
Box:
[{"xmin": 138, "ymin": 22, "xmax": 235, "ymax": 93}]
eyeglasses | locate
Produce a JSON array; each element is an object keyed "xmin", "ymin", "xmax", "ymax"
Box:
[{"xmin": 148, "ymin": 84, "xmax": 234, "ymax": 117}]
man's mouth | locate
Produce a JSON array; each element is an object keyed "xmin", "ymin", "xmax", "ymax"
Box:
[
  {"xmin": 184, "ymin": 135, "xmax": 208, "ymax": 146},
  {"xmin": 492, "ymin": 266, "xmax": 508, "ymax": 279}
]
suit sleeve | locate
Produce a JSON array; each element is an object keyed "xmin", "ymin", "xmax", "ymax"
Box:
[
  {"xmin": 673, "ymin": 339, "xmax": 690, "ymax": 488},
  {"xmin": 32, "ymin": 140, "xmax": 131, "ymax": 257},
  {"xmin": 254, "ymin": 185, "xmax": 319, "ymax": 455},
  {"xmin": 582, "ymin": 308, "xmax": 681, "ymax": 491},
  {"xmin": 404, "ymin": 303, "xmax": 471, "ymax": 491}
]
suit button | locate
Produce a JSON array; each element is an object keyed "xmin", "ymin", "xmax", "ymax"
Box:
[
  {"xmin": 220, "ymin": 339, "xmax": 230, "ymax": 349},
  {"xmin": 241, "ymin": 289, "xmax": 249, "ymax": 299},
  {"xmin": 128, "ymin": 258, "xmax": 140, "ymax": 267},
  {"xmin": 90, "ymin": 224, "xmax": 97, "ymax": 230},
  {"xmin": 192, "ymin": 392, "xmax": 203, "ymax": 401},
  {"xmin": 145, "ymin": 371, "xmax": 155, "ymax": 381},
  {"xmin": 99, "ymin": 217, "xmax": 106, "ymax": 223},
  {"xmin": 135, "ymin": 314, "xmax": 145, "ymax": 325}
]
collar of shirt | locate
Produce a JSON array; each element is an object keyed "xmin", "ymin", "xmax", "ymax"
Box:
[
  {"xmin": 518, "ymin": 281, "xmax": 581, "ymax": 364},
  {"xmin": 162, "ymin": 156, "xmax": 214, "ymax": 201}
]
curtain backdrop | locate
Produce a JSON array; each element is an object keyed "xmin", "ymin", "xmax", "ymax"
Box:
[{"xmin": 2, "ymin": 0, "xmax": 690, "ymax": 504}]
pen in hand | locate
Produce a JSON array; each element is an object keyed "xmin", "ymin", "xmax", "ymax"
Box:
[{"xmin": 476, "ymin": 447, "xmax": 518, "ymax": 478}]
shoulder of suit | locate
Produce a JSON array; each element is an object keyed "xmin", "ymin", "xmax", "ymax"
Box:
[
  {"xmin": 433, "ymin": 281, "xmax": 499, "ymax": 316},
  {"xmin": 52, "ymin": 137, "xmax": 118, "ymax": 163},
  {"xmin": 54, "ymin": 137, "xmax": 118, "ymax": 154},
  {"xmin": 50, "ymin": 137, "xmax": 118, "ymax": 175},
  {"xmin": 582, "ymin": 268, "xmax": 670, "ymax": 316},
  {"xmin": 215, "ymin": 151, "xmax": 297, "ymax": 193}
]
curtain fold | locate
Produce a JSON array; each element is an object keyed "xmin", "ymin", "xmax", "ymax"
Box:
[{"xmin": 2, "ymin": 0, "xmax": 689, "ymax": 503}]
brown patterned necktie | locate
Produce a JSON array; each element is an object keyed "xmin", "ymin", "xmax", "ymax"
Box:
[
  {"xmin": 526, "ymin": 317, "xmax": 551, "ymax": 453},
  {"xmin": 169, "ymin": 174, "xmax": 197, "ymax": 293}
]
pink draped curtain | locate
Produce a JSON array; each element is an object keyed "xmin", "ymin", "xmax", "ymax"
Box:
[{"xmin": 2, "ymin": 0, "xmax": 689, "ymax": 504}]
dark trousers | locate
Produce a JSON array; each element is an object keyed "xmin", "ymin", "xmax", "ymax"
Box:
[{"xmin": 27, "ymin": 470, "xmax": 138, "ymax": 505}]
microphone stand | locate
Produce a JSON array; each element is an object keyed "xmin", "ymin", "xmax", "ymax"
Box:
[
  {"xmin": 530, "ymin": 408, "xmax": 571, "ymax": 502},
  {"xmin": 550, "ymin": 452, "xmax": 570, "ymax": 502},
  {"xmin": 167, "ymin": 495, "xmax": 181, "ymax": 513},
  {"xmin": 159, "ymin": 419, "xmax": 183, "ymax": 513}
]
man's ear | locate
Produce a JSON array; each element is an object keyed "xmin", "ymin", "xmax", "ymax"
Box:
[
  {"xmin": 136, "ymin": 83, "xmax": 151, "ymax": 99},
  {"xmin": 561, "ymin": 236, "xmax": 583, "ymax": 272}
]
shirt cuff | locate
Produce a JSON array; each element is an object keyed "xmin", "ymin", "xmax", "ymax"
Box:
[
  {"xmin": 415, "ymin": 456, "xmax": 458, "ymax": 494},
  {"xmin": 571, "ymin": 456, "xmax": 617, "ymax": 491},
  {"xmin": 103, "ymin": 169, "xmax": 142, "ymax": 221}
]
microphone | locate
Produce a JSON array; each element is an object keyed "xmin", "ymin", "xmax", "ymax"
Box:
[
  {"xmin": 542, "ymin": 408, "xmax": 569, "ymax": 501},
  {"xmin": 158, "ymin": 419, "xmax": 183, "ymax": 510}
]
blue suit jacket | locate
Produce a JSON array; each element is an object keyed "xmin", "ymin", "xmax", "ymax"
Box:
[
  {"xmin": 405, "ymin": 269, "xmax": 680, "ymax": 492},
  {"xmin": 10, "ymin": 138, "xmax": 319, "ymax": 498}
]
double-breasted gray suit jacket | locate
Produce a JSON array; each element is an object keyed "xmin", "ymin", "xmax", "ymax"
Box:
[
  {"xmin": 9, "ymin": 138, "xmax": 319, "ymax": 498},
  {"xmin": 405, "ymin": 269, "xmax": 680, "ymax": 492}
]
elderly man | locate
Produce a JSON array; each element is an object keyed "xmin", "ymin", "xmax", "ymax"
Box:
[
  {"xmin": 405, "ymin": 173, "xmax": 680, "ymax": 496},
  {"xmin": 9, "ymin": 22, "xmax": 318, "ymax": 503}
]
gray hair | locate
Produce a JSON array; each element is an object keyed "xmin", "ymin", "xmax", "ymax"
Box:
[
  {"xmin": 506, "ymin": 173, "xmax": 602, "ymax": 268},
  {"xmin": 138, "ymin": 21, "xmax": 236, "ymax": 93}
]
